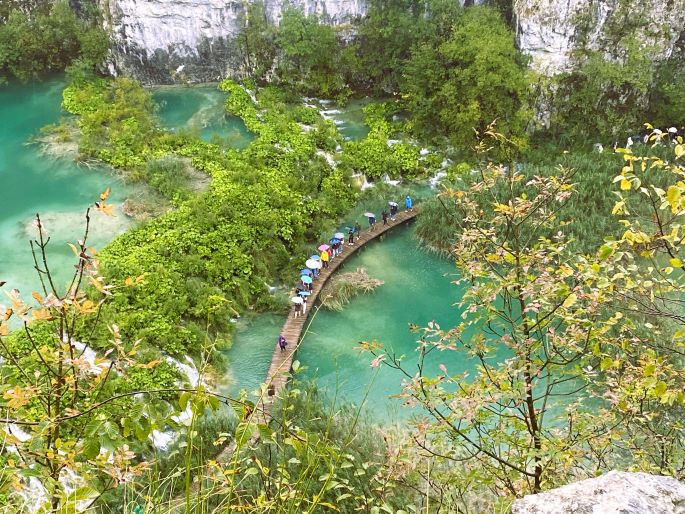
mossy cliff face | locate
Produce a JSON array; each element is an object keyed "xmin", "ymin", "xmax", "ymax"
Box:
[
  {"xmin": 100, "ymin": 0, "xmax": 685, "ymax": 84},
  {"xmin": 515, "ymin": 0, "xmax": 685, "ymax": 75},
  {"xmin": 100, "ymin": 0, "xmax": 366, "ymax": 84}
]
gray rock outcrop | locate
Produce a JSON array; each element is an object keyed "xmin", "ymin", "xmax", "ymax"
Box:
[
  {"xmin": 512, "ymin": 471, "xmax": 685, "ymax": 514},
  {"xmin": 514, "ymin": 0, "xmax": 685, "ymax": 75},
  {"xmin": 100, "ymin": 0, "xmax": 685, "ymax": 85}
]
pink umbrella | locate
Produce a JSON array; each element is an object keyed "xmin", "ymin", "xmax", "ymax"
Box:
[{"xmin": 318, "ymin": 244, "xmax": 330, "ymax": 251}]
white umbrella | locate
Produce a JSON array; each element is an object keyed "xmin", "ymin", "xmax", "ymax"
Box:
[
  {"xmin": 334, "ymin": 232, "xmax": 345, "ymax": 239},
  {"xmin": 291, "ymin": 296, "xmax": 303, "ymax": 304},
  {"xmin": 306, "ymin": 259, "xmax": 321, "ymax": 269},
  {"xmin": 388, "ymin": 201, "xmax": 398, "ymax": 207},
  {"xmin": 364, "ymin": 212, "xmax": 375, "ymax": 218}
]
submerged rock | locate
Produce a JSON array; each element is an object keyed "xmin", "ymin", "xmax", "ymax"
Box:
[{"xmin": 512, "ymin": 471, "xmax": 685, "ymax": 514}]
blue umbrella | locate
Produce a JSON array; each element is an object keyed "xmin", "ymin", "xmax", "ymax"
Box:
[
  {"xmin": 329, "ymin": 238, "xmax": 341, "ymax": 244},
  {"xmin": 301, "ymin": 275, "xmax": 313, "ymax": 284},
  {"xmin": 300, "ymin": 269, "xmax": 313, "ymax": 276},
  {"xmin": 298, "ymin": 290, "xmax": 312, "ymax": 297},
  {"xmin": 309, "ymin": 255, "xmax": 321, "ymax": 261}
]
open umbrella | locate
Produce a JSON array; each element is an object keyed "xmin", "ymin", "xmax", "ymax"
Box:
[
  {"xmin": 301, "ymin": 275, "xmax": 313, "ymax": 284},
  {"xmin": 300, "ymin": 268, "xmax": 313, "ymax": 276},
  {"xmin": 318, "ymin": 244, "xmax": 330, "ymax": 251},
  {"xmin": 298, "ymin": 290, "xmax": 312, "ymax": 297},
  {"xmin": 389, "ymin": 201, "xmax": 398, "ymax": 207},
  {"xmin": 364, "ymin": 212, "xmax": 375, "ymax": 218},
  {"xmin": 296, "ymin": 284, "xmax": 307, "ymax": 292},
  {"xmin": 329, "ymin": 238, "xmax": 341, "ymax": 244},
  {"xmin": 334, "ymin": 232, "xmax": 345, "ymax": 239},
  {"xmin": 291, "ymin": 296, "xmax": 303, "ymax": 304},
  {"xmin": 305, "ymin": 259, "xmax": 321, "ymax": 269},
  {"xmin": 309, "ymin": 255, "xmax": 321, "ymax": 261},
  {"xmin": 345, "ymin": 226, "xmax": 354, "ymax": 231}
]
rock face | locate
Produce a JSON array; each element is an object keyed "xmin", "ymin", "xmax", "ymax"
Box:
[
  {"xmin": 101, "ymin": 0, "xmax": 685, "ymax": 84},
  {"xmin": 514, "ymin": 0, "xmax": 685, "ymax": 75},
  {"xmin": 512, "ymin": 471, "xmax": 685, "ymax": 514},
  {"xmin": 101, "ymin": 0, "xmax": 366, "ymax": 84}
]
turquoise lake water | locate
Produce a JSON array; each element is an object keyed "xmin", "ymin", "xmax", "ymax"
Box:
[
  {"xmin": 0, "ymin": 78, "xmax": 134, "ymax": 300},
  {"xmin": 152, "ymin": 85, "xmax": 253, "ymax": 147},
  {"xmin": 222, "ymin": 226, "xmax": 477, "ymax": 420},
  {"xmin": 1, "ymin": 78, "xmax": 451, "ymax": 418}
]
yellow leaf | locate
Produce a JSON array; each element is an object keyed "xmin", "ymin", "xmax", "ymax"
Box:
[
  {"xmin": 139, "ymin": 360, "xmax": 161, "ymax": 369},
  {"xmin": 31, "ymin": 292, "xmax": 43, "ymax": 304},
  {"xmin": 670, "ymin": 258, "xmax": 683, "ymax": 268},
  {"xmin": 32, "ymin": 308, "xmax": 53, "ymax": 321},
  {"xmin": 563, "ymin": 293, "xmax": 578, "ymax": 308},
  {"xmin": 620, "ymin": 179, "xmax": 631, "ymax": 191},
  {"xmin": 67, "ymin": 243, "xmax": 80, "ymax": 257}
]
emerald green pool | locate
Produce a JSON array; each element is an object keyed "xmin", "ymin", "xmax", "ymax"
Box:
[
  {"xmin": 223, "ymin": 226, "xmax": 476, "ymax": 419},
  {"xmin": 152, "ymin": 85, "xmax": 253, "ymax": 148},
  {"xmin": 0, "ymin": 78, "xmax": 134, "ymax": 300}
]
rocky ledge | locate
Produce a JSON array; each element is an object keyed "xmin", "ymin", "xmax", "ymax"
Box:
[{"xmin": 512, "ymin": 471, "xmax": 685, "ymax": 514}]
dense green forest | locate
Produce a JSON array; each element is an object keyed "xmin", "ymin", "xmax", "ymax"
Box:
[{"xmin": 2, "ymin": 0, "xmax": 685, "ymax": 512}]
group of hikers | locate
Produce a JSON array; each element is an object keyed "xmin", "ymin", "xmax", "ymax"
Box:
[
  {"xmin": 365, "ymin": 195, "xmax": 412, "ymax": 231},
  {"xmin": 277, "ymin": 195, "xmax": 414, "ymax": 353}
]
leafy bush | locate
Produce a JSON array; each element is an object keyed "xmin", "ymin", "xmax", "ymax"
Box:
[{"xmin": 0, "ymin": 2, "xmax": 107, "ymax": 83}]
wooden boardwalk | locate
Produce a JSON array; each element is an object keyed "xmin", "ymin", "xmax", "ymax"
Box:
[{"xmin": 255, "ymin": 207, "xmax": 418, "ymax": 423}]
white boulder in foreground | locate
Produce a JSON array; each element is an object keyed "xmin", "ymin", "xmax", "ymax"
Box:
[{"xmin": 512, "ymin": 471, "xmax": 685, "ymax": 514}]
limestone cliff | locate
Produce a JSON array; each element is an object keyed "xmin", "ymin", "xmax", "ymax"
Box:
[
  {"xmin": 101, "ymin": 0, "xmax": 365, "ymax": 83},
  {"xmin": 514, "ymin": 0, "xmax": 685, "ymax": 75},
  {"xmin": 512, "ymin": 471, "xmax": 685, "ymax": 513},
  {"xmin": 101, "ymin": 0, "xmax": 685, "ymax": 84}
]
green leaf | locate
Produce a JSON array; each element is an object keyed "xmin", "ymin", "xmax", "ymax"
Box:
[
  {"xmin": 654, "ymin": 380, "xmax": 668, "ymax": 398},
  {"xmin": 82, "ymin": 438, "xmax": 100, "ymax": 460},
  {"xmin": 598, "ymin": 245, "xmax": 613, "ymax": 260}
]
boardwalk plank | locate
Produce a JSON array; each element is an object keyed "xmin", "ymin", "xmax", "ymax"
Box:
[{"xmin": 256, "ymin": 208, "xmax": 418, "ymax": 424}]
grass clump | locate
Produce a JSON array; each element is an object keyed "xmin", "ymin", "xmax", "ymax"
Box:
[{"xmin": 319, "ymin": 267, "xmax": 384, "ymax": 311}]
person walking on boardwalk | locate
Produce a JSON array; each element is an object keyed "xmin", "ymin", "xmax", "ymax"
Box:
[
  {"xmin": 382, "ymin": 209, "xmax": 388, "ymax": 225},
  {"xmin": 405, "ymin": 195, "xmax": 413, "ymax": 211},
  {"xmin": 389, "ymin": 201, "xmax": 398, "ymax": 220},
  {"xmin": 278, "ymin": 335, "xmax": 287, "ymax": 352},
  {"xmin": 368, "ymin": 214, "xmax": 376, "ymax": 231},
  {"xmin": 348, "ymin": 228, "xmax": 354, "ymax": 246},
  {"xmin": 354, "ymin": 221, "xmax": 361, "ymax": 239},
  {"xmin": 321, "ymin": 248, "xmax": 330, "ymax": 269}
]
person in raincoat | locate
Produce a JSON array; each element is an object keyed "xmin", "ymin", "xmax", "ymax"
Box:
[
  {"xmin": 278, "ymin": 335, "xmax": 287, "ymax": 352},
  {"xmin": 405, "ymin": 195, "xmax": 413, "ymax": 211},
  {"xmin": 321, "ymin": 248, "xmax": 330, "ymax": 269}
]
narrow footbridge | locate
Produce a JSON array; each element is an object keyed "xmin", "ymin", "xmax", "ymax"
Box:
[{"xmin": 256, "ymin": 207, "xmax": 419, "ymax": 423}]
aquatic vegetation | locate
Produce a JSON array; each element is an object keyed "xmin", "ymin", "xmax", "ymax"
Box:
[
  {"xmin": 319, "ymin": 267, "xmax": 384, "ymax": 311},
  {"xmin": 58, "ymin": 77, "xmax": 358, "ymax": 358}
]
